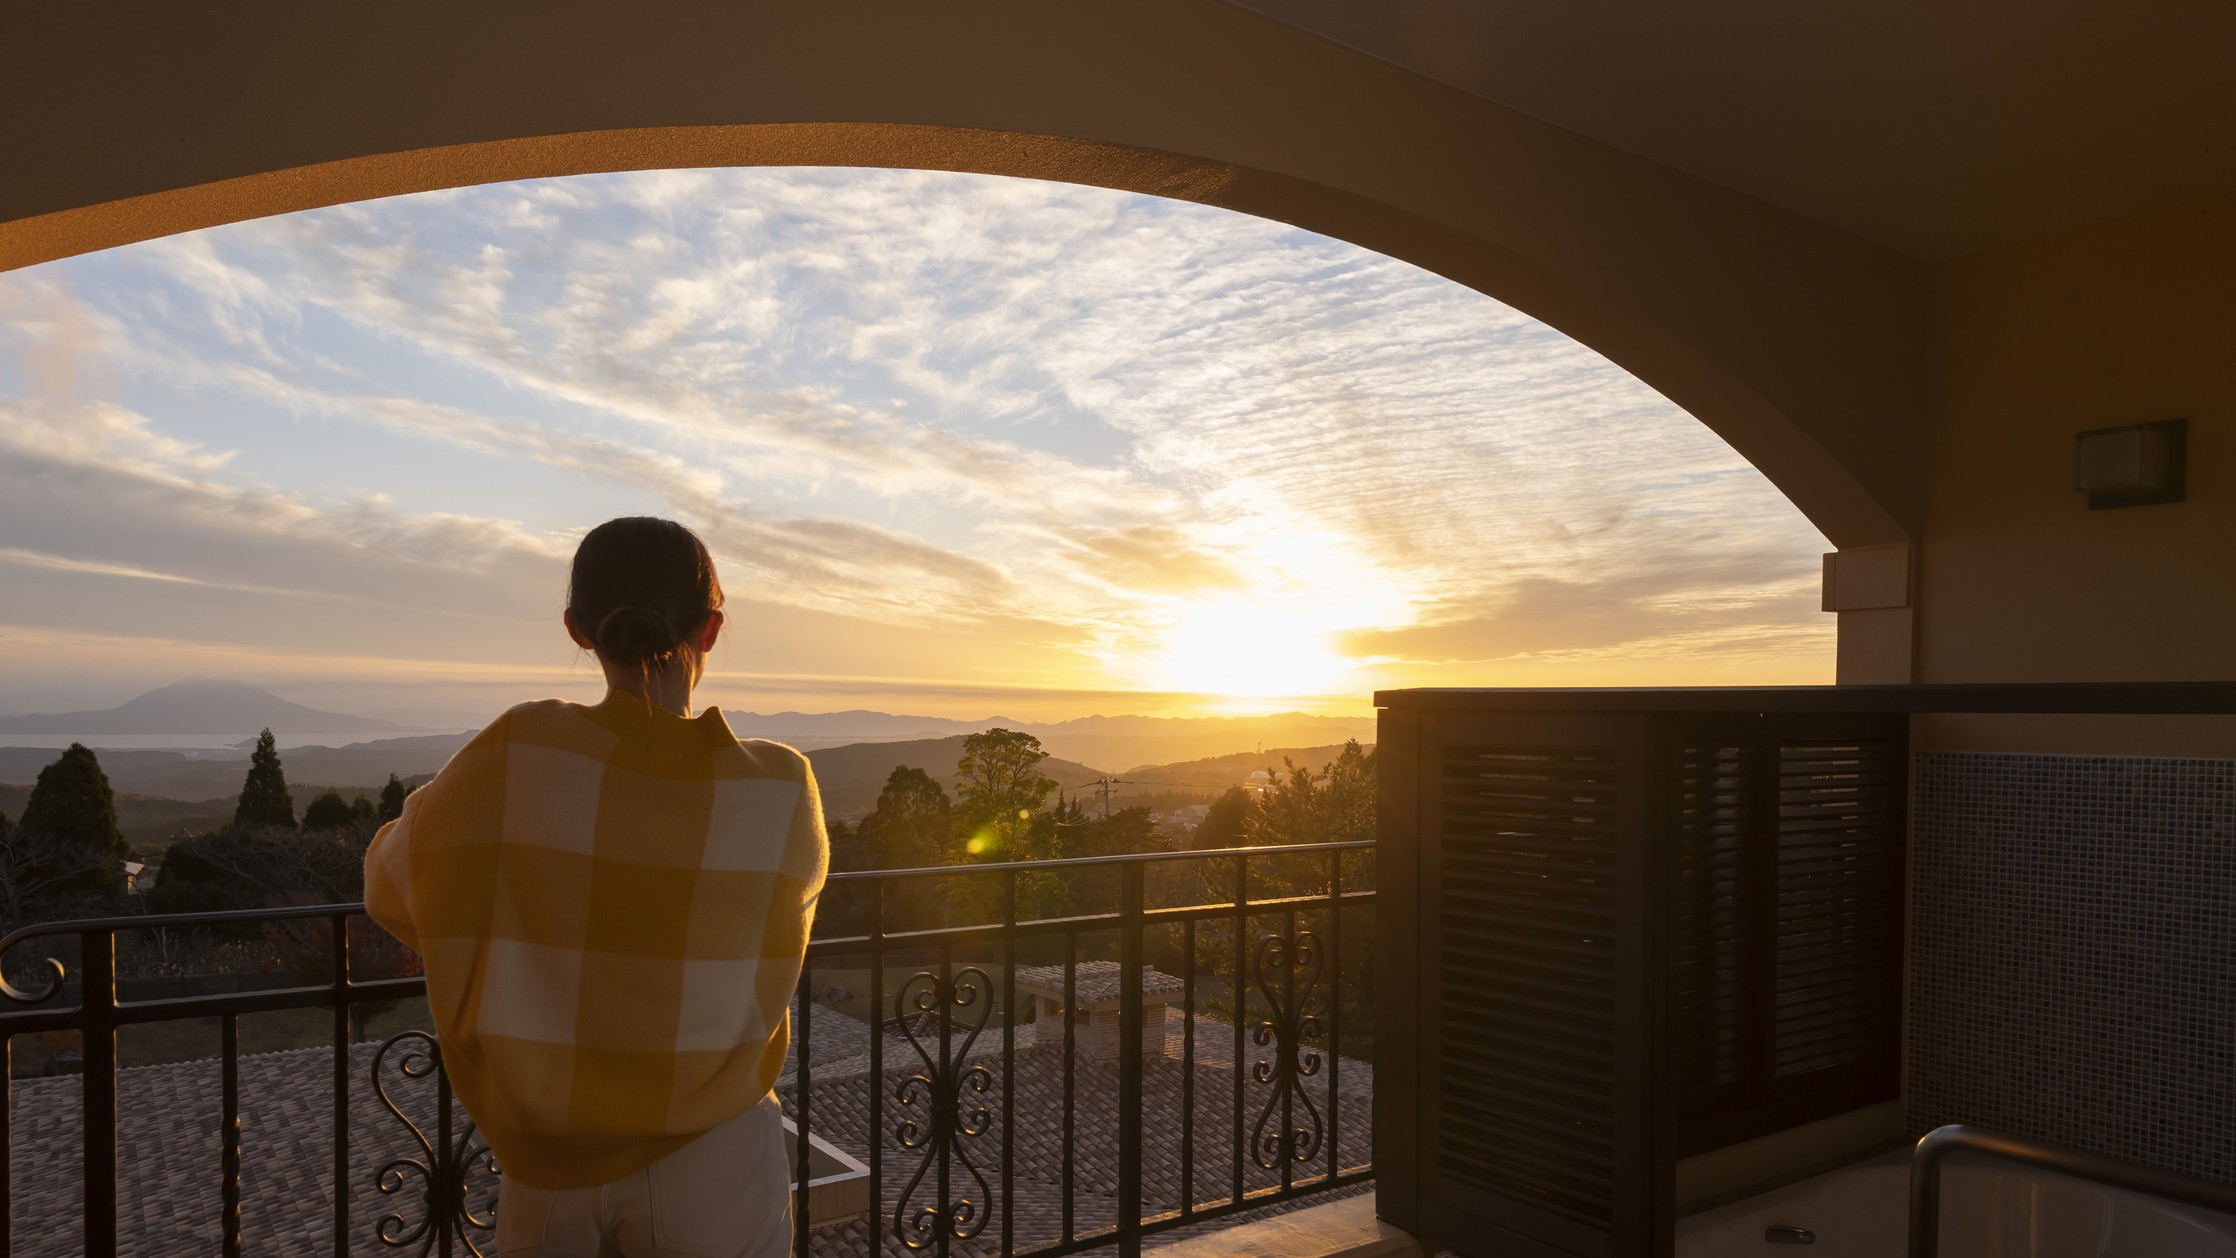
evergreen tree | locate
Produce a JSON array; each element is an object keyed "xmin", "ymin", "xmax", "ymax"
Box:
[
  {"xmin": 377, "ymin": 774, "xmax": 409, "ymax": 822},
  {"xmin": 234, "ymin": 728, "xmax": 295, "ymax": 828},
  {"xmin": 350, "ymin": 796, "xmax": 378, "ymax": 824},
  {"xmin": 300, "ymin": 789, "xmax": 356, "ymax": 831},
  {"xmin": 19, "ymin": 743, "xmax": 128, "ymax": 860},
  {"xmin": 13, "ymin": 743, "xmax": 130, "ymax": 900}
]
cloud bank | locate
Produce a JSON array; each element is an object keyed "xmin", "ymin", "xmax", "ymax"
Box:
[{"xmin": 0, "ymin": 168, "xmax": 1830, "ymax": 720}]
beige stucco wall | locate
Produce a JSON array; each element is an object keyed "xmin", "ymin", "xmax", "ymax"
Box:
[
  {"xmin": 1920, "ymin": 190, "xmax": 2236, "ymax": 684},
  {"xmin": 1910, "ymin": 189, "xmax": 2236, "ymax": 751}
]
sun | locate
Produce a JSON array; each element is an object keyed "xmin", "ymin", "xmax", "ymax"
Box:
[{"xmin": 1145, "ymin": 599, "xmax": 1358, "ymax": 701}]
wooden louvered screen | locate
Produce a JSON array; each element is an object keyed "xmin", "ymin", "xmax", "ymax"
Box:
[
  {"xmin": 1671, "ymin": 740, "xmax": 1755, "ymax": 1120},
  {"xmin": 1669, "ymin": 715, "xmax": 1906, "ymax": 1155},
  {"xmin": 1395, "ymin": 709, "xmax": 1667, "ymax": 1258},
  {"xmin": 1768, "ymin": 730, "xmax": 1903, "ymax": 1089},
  {"xmin": 1379, "ymin": 699, "xmax": 1904, "ymax": 1258},
  {"xmin": 1436, "ymin": 742, "xmax": 1622, "ymax": 1232}
]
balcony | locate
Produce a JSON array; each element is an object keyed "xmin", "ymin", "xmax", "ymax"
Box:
[
  {"xmin": 13, "ymin": 683, "xmax": 2233, "ymax": 1257},
  {"xmin": 0, "ymin": 842, "xmax": 1375, "ymax": 1257}
]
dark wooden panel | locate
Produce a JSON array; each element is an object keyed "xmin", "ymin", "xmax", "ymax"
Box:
[
  {"xmin": 1375, "ymin": 704, "xmax": 1425, "ymax": 1235},
  {"xmin": 1408, "ymin": 709, "xmax": 1667, "ymax": 1258},
  {"xmin": 1667, "ymin": 712, "xmax": 1907, "ymax": 1155}
]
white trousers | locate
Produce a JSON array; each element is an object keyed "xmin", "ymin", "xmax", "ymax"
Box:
[{"xmin": 496, "ymin": 1098, "xmax": 792, "ymax": 1258}]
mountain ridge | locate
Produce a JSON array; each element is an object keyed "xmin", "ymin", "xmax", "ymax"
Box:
[{"xmin": 0, "ymin": 681, "xmax": 426, "ymax": 735}]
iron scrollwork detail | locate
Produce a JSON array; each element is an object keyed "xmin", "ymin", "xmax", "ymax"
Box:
[
  {"xmin": 891, "ymin": 967, "xmax": 996, "ymax": 1251},
  {"xmin": 1249, "ymin": 927, "xmax": 1326, "ymax": 1170},
  {"xmin": 0, "ymin": 953, "xmax": 66, "ymax": 1006},
  {"xmin": 373, "ymin": 1030, "xmax": 501, "ymax": 1257}
]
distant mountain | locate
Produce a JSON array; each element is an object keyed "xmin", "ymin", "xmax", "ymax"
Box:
[
  {"xmin": 0, "ymin": 681, "xmax": 425, "ymax": 735},
  {"xmin": 723, "ymin": 710, "xmax": 1017, "ymax": 741},
  {"xmin": 719, "ymin": 707, "xmax": 1375, "ymax": 773},
  {"xmin": 804, "ymin": 736, "xmax": 1107, "ymax": 819}
]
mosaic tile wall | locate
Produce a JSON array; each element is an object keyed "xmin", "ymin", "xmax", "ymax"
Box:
[{"xmin": 1908, "ymin": 752, "xmax": 2236, "ymax": 1181}]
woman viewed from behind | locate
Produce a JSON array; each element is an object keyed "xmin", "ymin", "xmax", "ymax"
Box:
[{"xmin": 365, "ymin": 517, "xmax": 828, "ymax": 1257}]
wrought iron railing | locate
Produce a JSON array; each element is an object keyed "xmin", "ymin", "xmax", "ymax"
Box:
[{"xmin": 0, "ymin": 841, "xmax": 1373, "ymax": 1257}]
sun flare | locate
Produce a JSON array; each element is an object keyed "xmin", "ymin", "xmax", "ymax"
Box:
[{"xmin": 1145, "ymin": 599, "xmax": 1358, "ymax": 701}]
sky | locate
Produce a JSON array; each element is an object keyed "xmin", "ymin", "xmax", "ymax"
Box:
[{"xmin": 0, "ymin": 168, "xmax": 1832, "ymax": 727}]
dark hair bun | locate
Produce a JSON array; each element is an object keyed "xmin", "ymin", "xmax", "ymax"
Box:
[
  {"xmin": 594, "ymin": 604, "xmax": 683, "ymax": 667},
  {"xmin": 566, "ymin": 517, "xmax": 725, "ymax": 676}
]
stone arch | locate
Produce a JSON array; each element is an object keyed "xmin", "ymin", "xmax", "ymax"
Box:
[{"xmin": 0, "ymin": 4, "xmax": 1926, "ymax": 549}]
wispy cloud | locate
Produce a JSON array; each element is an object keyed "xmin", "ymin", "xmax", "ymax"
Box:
[{"xmin": 0, "ymin": 169, "xmax": 1831, "ymax": 716}]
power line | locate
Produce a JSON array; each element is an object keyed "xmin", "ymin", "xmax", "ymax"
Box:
[{"xmin": 1059, "ymin": 775, "xmax": 1197, "ymax": 817}]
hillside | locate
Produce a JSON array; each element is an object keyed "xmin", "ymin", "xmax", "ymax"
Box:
[
  {"xmin": 0, "ymin": 681, "xmax": 425, "ymax": 735},
  {"xmin": 804, "ymin": 736, "xmax": 1107, "ymax": 819},
  {"xmin": 0, "ymin": 784, "xmax": 235, "ymax": 849},
  {"xmin": 1113, "ymin": 743, "xmax": 1372, "ymax": 794},
  {"xmin": 0, "ymin": 734, "xmax": 471, "ymax": 803}
]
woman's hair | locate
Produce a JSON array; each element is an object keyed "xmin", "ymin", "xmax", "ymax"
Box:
[{"xmin": 566, "ymin": 517, "xmax": 725, "ymax": 674}]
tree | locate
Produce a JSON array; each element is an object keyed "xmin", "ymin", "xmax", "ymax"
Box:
[
  {"xmin": 19, "ymin": 743, "xmax": 127, "ymax": 858},
  {"xmin": 12, "ymin": 743, "xmax": 130, "ymax": 906},
  {"xmin": 0, "ymin": 826, "xmax": 125, "ymax": 928},
  {"xmin": 150, "ymin": 822, "xmax": 368, "ymax": 917},
  {"xmin": 856, "ymin": 766, "xmax": 953, "ymax": 869},
  {"xmin": 1191, "ymin": 786, "xmax": 1258, "ymax": 850},
  {"xmin": 1246, "ymin": 741, "xmax": 1377, "ymax": 849},
  {"xmin": 1070, "ymin": 805, "xmax": 1164, "ymax": 859},
  {"xmin": 234, "ymin": 728, "xmax": 295, "ymax": 828},
  {"xmin": 301, "ymin": 789, "xmax": 357, "ymax": 832},
  {"xmin": 377, "ymin": 774, "xmax": 410, "ymax": 822},
  {"xmin": 951, "ymin": 728, "xmax": 1056, "ymax": 862}
]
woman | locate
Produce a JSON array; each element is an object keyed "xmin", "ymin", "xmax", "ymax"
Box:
[{"xmin": 365, "ymin": 516, "xmax": 828, "ymax": 1257}]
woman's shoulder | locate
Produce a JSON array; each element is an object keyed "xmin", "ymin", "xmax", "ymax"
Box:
[
  {"xmin": 471, "ymin": 699, "xmax": 584, "ymax": 742},
  {"xmin": 726, "ymin": 736, "xmax": 814, "ymax": 783}
]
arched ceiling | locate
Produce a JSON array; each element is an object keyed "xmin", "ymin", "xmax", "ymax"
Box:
[
  {"xmin": 1231, "ymin": 0, "xmax": 2236, "ymax": 260},
  {"xmin": 0, "ymin": 1, "xmax": 1934, "ymax": 548}
]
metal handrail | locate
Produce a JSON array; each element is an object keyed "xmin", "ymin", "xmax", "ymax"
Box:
[
  {"xmin": 0, "ymin": 840, "xmax": 1375, "ymax": 1258},
  {"xmin": 1909, "ymin": 1124, "xmax": 2236, "ymax": 1257}
]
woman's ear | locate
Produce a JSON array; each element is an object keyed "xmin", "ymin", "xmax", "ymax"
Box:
[
  {"xmin": 693, "ymin": 609, "xmax": 725, "ymax": 653},
  {"xmin": 562, "ymin": 608, "xmax": 598, "ymax": 652}
]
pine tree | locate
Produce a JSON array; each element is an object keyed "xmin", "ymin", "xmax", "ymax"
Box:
[
  {"xmin": 234, "ymin": 728, "xmax": 296, "ymax": 828},
  {"xmin": 377, "ymin": 774, "xmax": 409, "ymax": 823},
  {"xmin": 19, "ymin": 743, "xmax": 128, "ymax": 857},
  {"xmin": 14, "ymin": 743, "xmax": 130, "ymax": 897}
]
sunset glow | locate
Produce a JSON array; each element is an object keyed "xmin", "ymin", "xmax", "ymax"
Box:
[{"xmin": 0, "ymin": 169, "xmax": 1832, "ymax": 725}]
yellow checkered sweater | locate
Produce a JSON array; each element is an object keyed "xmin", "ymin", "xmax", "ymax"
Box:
[{"xmin": 363, "ymin": 693, "xmax": 828, "ymax": 1190}]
